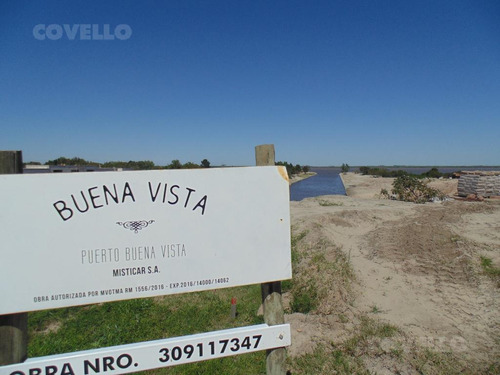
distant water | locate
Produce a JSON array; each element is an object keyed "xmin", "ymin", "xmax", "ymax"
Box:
[{"xmin": 290, "ymin": 168, "xmax": 346, "ymax": 201}]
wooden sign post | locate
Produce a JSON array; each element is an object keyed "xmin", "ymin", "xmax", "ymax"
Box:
[
  {"xmin": 0, "ymin": 151, "xmax": 27, "ymax": 366},
  {"xmin": 256, "ymin": 144, "xmax": 286, "ymax": 375}
]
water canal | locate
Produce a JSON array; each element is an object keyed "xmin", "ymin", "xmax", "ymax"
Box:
[{"xmin": 290, "ymin": 168, "xmax": 346, "ymax": 201}]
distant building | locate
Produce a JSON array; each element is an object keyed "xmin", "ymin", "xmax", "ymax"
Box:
[{"xmin": 23, "ymin": 165, "xmax": 123, "ymax": 174}]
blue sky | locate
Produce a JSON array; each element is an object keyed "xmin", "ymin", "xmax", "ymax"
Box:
[{"xmin": 1, "ymin": 1, "xmax": 499, "ymax": 166}]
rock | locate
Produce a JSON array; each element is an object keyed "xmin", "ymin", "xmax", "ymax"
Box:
[{"xmin": 466, "ymin": 193, "xmax": 485, "ymax": 202}]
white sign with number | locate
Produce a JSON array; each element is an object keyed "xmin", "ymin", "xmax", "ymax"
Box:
[
  {"xmin": 0, "ymin": 324, "xmax": 291, "ymax": 375},
  {"xmin": 0, "ymin": 166, "xmax": 291, "ymax": 314}
]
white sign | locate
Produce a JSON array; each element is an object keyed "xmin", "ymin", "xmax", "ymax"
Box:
[
  {"xmin": 0, "ymin": 167, "xmax": 291, "ymax": 314},
  {"xmin": 0, "ymin": 324, "xmax": 291, "ymax": 375}
]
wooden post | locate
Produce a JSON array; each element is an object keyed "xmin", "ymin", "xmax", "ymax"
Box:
[
  {"xmin": 255, "ymin": 144, "xmax": 286, "ymax": 375},
  {"xmin": 0, "ymin": 151, "xmax": 28, "ymax": 366},
  {"xmin": 0, "ymin": 151, "xmax": 23, "ymax": 174}
]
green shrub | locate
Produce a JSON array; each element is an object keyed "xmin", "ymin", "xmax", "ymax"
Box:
[
  {"xmin": 390, "ymin": 175, "xmax": 444, "ymax": 203},
  {"xmin": 480, "ymin": 256, "xmax": 500, "ymax": 287},
  {"xmin": 318, "ymin": 200, "xmax": 343, "ymax": 207},
  {"xmin": 380, "ymin": 188, "xmax": 390, "ymax": 198},
  {"xmin": 290, "ymin": 281, "xmax": 319, "ymax": 313},
  {"xmin": 422, "ymin": 167, "xmax": 441, "ymax": 178}
]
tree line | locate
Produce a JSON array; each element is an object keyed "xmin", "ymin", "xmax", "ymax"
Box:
[
  {"xmin": 28, "ymin": 157, "xmax": 212, "ymax": 170},
  {"xmin": 27, "ymin": 156, "xmax": 310, "ymax": 175},
  {"xmin": 359, "ymin": 166, "xmax": 456, "ymax": 179},
  {"xmin": 275, "ymin": 161, "xmax": 310, "ymax": 176}
]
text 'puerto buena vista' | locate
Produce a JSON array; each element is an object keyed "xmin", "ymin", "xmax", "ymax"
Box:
[{"xmin": 81, "ymin": 244, "xmax": 187, "ymax": 264}]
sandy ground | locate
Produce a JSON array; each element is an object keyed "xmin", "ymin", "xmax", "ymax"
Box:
[
  {"xmin": 341, "ymin": 173, "xmax": 459, "ymax": 199},
  {"xmin": 286, "ymin": 172, "xmax": 499, "ymax": 372}
]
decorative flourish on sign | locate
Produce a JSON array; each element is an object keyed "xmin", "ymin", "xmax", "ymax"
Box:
[{"xmin": 116, "ymin": 220, "xmax": 155, "ymax": 234}]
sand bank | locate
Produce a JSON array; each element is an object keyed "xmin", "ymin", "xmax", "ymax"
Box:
[{"xmin": 289, "ymin": 171, "xmax": 316, "ymax": 185}]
